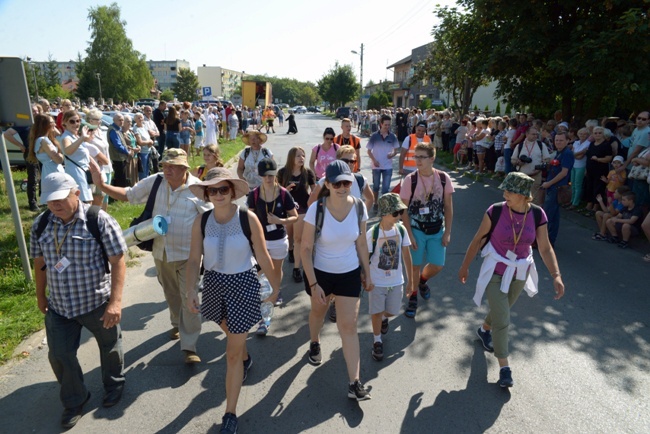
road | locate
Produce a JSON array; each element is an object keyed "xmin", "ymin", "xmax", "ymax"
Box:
[{"xmin": 0, "ymin": 113, "xmax": 648, "ymax": 433}]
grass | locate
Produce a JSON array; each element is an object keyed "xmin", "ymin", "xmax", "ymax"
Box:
[{"xmin": 0, "ymin": 136, "xmax": 245, "ymax": 365}]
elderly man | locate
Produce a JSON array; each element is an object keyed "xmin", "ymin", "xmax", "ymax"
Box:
[
  {"xmin": 541, "ymin": 132, "xmax": 574, "ymax": 246},
  {"xmin": 30, "ymin": 173, "xmax": 127, "ymax": 428},
  {"xmin": 153, "ymin": 100, "xmax": 167, "ymax": 155},
  {"xmin": 90, "ymin": 149, "xmax": 211, "ymax": 364},
  {"xmin": 107, "ymin": 113, "xmax": 132, "ymax": 188}
]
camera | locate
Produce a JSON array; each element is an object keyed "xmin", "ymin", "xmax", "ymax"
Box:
[
  {"xmin": 519, "ymin": 155, "xmax": 532, "ymax": 164},
  {"xmin": 534, "ymin": 163, "xmax": 548, "ymax": 170}
]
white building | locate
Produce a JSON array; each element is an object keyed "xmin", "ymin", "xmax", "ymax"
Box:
[
  {"xmin": 147, "ymin": 59, "xmax": 190, "ymax": 91},
  {"xmin": 33, "ymin": 60, "xmax": 78, "ymax": 83},
  {"xmin": 197, "ymin": 66, "xmax": 244, "ymax": 100}
]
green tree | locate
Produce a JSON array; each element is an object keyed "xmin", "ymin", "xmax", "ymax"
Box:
[
  {"xmin": 419, "ymin": 98, "xmax": 432, "ymax": 111},
  {"xmin": 75, "ymin": 3, "xmax": 153, "ymax": 102},
  {"xmin": 298, "ymin": 85, "xmax": 319, "ymax": 106},
  {"xmin": 160, "ymin": 89, "xmax": 175, "ymax": 102},
  {"xmin": 367, "ymin": 90, "xmax": 391, "ymax": 110},
  {"xmin": 461, "ymin": 0, "xmax": 650, "ymax": 121},
  {"xmin": 172, "ymin": 68, "xmax": 199, "ymax": 102},
  {"xmin": 317, "ymin": 62, "xmax": 359, "ymax": 109},
  {"xmin": 495, "ymin": 101, "xmax": 501, "ymax": 115},
  {"xmin": 23, "ymin": 61, "xmax": 47, "ymax": 101},
  {"xmin": 412, "ymin": 6, "xmax": 490, "ymax": 115},
  {"xmin": 43, "ymin": 54, "xmax": 60, "ymax": 88}
]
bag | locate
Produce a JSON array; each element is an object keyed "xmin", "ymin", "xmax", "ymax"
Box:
[
  {"xmin": 629, "ymin": 164, "xmax": 650, "ymax": 180},
  {"xmin": 557, "ymin": 184, "xmax": 572, "ymax": 206},
  {"xmin": 129, "ymin": 175, "xmax": 163, "ymax": 251},
  {"xmin": 137, "ymin": 157, "xmax": 144, "ymax": 173},
  {"xmin": 64, "ymin": 155, "xmax": 94, "ymax": 185},
  {"xmin": 416, "ymin": 219, "xmax": 443, "ymax": 235},
  {"xmin": 495, "ymin": 156, "xmax": 505, "ymax": 173}
]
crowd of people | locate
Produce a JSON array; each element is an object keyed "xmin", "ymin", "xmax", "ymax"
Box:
[{"xmin": 15, "ymin": 97, "xmax": 649, "ymax": 433}]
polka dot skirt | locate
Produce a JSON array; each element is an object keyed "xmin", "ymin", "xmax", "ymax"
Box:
[{"xmin": 201, "ymin": 269, "xmax": 261, "ymax": 334}]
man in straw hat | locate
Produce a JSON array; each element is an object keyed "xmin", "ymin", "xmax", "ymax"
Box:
[
  {"xmin": 237, "ymin": 130, "xmax": 274, "ymax": 190},
  {"xmin": 90, "ymin": 148, "xmax": 212, "ymax": 364},
  {"xmin": 30, "ymin": 173, "xmax": 128, "ymax": 427}
]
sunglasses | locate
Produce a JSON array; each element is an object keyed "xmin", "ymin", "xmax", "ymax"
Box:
[
  {"xmin": 391, "ymin": 209, "xmax": 405, "ymax": 217},
  {"xmin": 206, "ymin": 186, "xmax": 231, "ymax": 196},
  {"xmin": 69, "ymin": 119, "xmax": 81, "ymax": 124},
  {"xmin": 341, "ymin": 158, "xmax": 357, "ymax": 164},
  {"xmin": 638, "ymin": 117, "xmax": 649, "ymax": 121},
  {"xmin": 331, "ymin": 180, "xmax": 352, "ymax": 189}
]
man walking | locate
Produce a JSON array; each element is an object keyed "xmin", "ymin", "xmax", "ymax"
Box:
[
  {"xmin": 399, "ymin": 121, "xmax": 431, "ymax": 176},
  {"xmin": 30, "ymin": 173, "xmax": 127, "ymax": 428},
  {"xmin": 367, "ymin": 114, "xmax": 400, "ymax": 209},
  {"xmin": 334, "ymin": 118, "xmax": 362, "ymax": 172},
  {"xmin": 90, "ymin": 149, "xmax": 212, "ymax": 364}
]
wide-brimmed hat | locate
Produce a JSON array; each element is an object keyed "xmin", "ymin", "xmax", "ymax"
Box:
[
  {"xmin": 242, "ymin": 130, "xmax": 267, "ymax": 146},
  {"xmin": 378, "ymin": 193, "xmax": 407, "ymax": 217},
  {"xmin": 40, "ymin": 172, "xmax": 78, "ymax": 204},
  {"xmin": 499, "ymin": 172, "xmax": 534, "ymax": 198},
  {"xmin": 160, "ymin": 148, "xmax": 190, "ymax": 168},
  {"xmin": 189, "ymin": 167, "xmax": 249, "ymax": 200},
  {"xmin": 325, "ymin": 160, "xmax": 354, "ymax": 184},
  {"xmin": 258, "ymin": 158, "xmax": 277, "ymax": 176}
]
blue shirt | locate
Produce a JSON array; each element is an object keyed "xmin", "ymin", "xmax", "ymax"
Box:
[
  {"xmin": 367, "ymin": 130, "xmax": 399, "ymax": 170},
  {"xmin": 548, "ymin": 147, "xmax": 574, "ymax": 187},
  {"xmin": 109, "ymin": 123, "xmax": 129, "ymax": 155}
]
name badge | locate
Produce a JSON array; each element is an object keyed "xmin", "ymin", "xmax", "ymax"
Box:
[
  {"xmin": 165, "ymin": 216, "xmax": 172, "ymax": 225},
  {"xmin": 54, "ymin": 256, "xmax": 71, "ymax": 273},
  {"xmin": 506, "ymin": 250, "xmax": 517, "ymax": 261},
  {"xmin": 266, "ymin": 224, "xmax": 277, "ymax": 232},
  {"xmin": 419, "ymin": 207, "xmax": 430, "ymax": 215}
]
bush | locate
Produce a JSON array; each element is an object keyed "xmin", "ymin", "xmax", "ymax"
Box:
[
  {"xmin": 160, "ymin": 90, "xmax": 174, "ymax": 102},
  {"xmin": 419, "ymin": 98, "xmax": 432, "ymax": 110},
  {"xmin": 495, "ymin": 102, "xmax": 501, "ymax": 115}
]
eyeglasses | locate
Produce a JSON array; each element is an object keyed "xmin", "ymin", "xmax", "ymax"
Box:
[
  {"xmin": 206, "ymin": 186, "xmax": 231, "ymax": 196},
  {"xmin": 391, "ymin": 209, "xmax": 405, "ymax": 217},
  {"xmin": 414, "ymin": 155, "xmax": 431, "ymax": 160},
  {"xmin": 69, "ymin": 119, "xmax": 80, "ymax": 124},
  {"xmin": 638, "ymin": 117, "xmax": 649, "ymax": 121},
  {"xmin": 341, "ymin": 158, "xmax": 357, "ymax": 164},
  {"xmin": 323, "ymin": 137, "xmax": 334, "ymax": 141},
  {"xmin": 331, "ymin": 180, "xmax": 352, "ymax": 189}
]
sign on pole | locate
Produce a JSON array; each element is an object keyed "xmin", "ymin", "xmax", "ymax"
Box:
[{"xmin": 202, "ymin": 87, "xmax": 212, "ymax": 97}]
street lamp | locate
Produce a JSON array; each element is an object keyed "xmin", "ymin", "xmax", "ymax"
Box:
[
  {"xmin": 95, "ymin": 72, "xmax": 102, "ymax": 102},
  {"xmin": 351, "ymin": 44, "xmax": 364, "ymax": 108},
  {"xmin": 26, "ymin": 57, "xmax": 39, "ymax": 101}
]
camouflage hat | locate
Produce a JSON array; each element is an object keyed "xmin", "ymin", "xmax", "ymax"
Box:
[
  {"xmin": 160, "ymin": 148, "xmax": 190, "ymax": 168},
  {"xmin": 378, "ymin": 193, "xmax": 407, "ymax": 217},
  {"xmin": 498, "ymin": 172, "xmax": 534, "ymax": 198}
]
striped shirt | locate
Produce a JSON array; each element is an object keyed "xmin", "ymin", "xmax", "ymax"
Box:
[
  {"xmin": 126, "ymin": 173, "xmax": 212, "ymax": 262},
  {"xmin": 30, "ymin": 203, "xmax": 128, "ymax": 319}
]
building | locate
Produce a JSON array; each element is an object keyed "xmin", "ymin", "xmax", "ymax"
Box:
[
  {"xmin": 197, "ymin": 66, "xmax": 244, "ymax": 100},
  {"xmin": 386, "ymin": 54, "xmax": 411, "ymax": 108},
  {"xmin": 32, "ymin": 60, "xmax": 78, "ymax": 83},
  {"xmin": 147, "ymin": 59, "xmax": 190, "ymax": 91}
]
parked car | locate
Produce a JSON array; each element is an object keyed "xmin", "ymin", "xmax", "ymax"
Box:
[
  {"xmin": 307, "ymin": 106, "xmax": 322, "ymax": 113},
  {"xmin": 335, "ymin": 107, "xmax": 351, "ymax": 119},
  {"xmin": 292, "ymin": 105, "xmax": 307, "ymax": 114}
]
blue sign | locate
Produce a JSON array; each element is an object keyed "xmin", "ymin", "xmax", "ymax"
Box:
[{"xmin": 202, "ymin": 87, "xmax": 212, "ymax": 96}]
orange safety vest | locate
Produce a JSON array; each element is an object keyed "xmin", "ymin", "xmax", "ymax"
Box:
[
  {"xmin": 334, "ymin": 134, "xmax": 361, "ymax": 172},
  {"xmin": 403, "ymin": 134, "xmax": 431, "ymax": 169}
]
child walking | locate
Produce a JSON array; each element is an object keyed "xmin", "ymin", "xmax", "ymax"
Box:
[{"xmin": 366, "ymin": 193, "xmax": 413, "ymax": 361}]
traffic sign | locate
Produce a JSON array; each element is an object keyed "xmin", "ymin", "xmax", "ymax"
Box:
[
  {"xmin": 202, "ymin": 87, "xmax": 212, "ymax": 96},
  {"xmin": 231, "ymin": 94, "xmax": 242, "ymax": 106}
]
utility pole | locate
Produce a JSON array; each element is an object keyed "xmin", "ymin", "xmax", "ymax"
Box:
[
  {"xmin": 96, "ymin": 72, "xmax": 102, "ymax": 102},
  {"xmin": 26, "ymin": 57, "xmax": 39, "ymax": 101},
  {"xmin": 351, "ymin": 43, "xmax": 364, "ymax": 108}
]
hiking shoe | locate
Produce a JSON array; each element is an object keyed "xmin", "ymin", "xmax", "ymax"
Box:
[
  {"xmin": 256, "ymin": 322, "xmax": 269, "ymax": 336},
  {"xmin": 476, "ymin": 328, "xmax": 494, "ymax": 352},
  {"xmin": 288, "ymin": 249, "xmax": 294, "ymax": 263},
  {"xmin": 328, "ymin": 302, "xmax": 337, "ymax": 323},
  {"xmin": 498, "ymin": 367, "xmax": 514, "ymax": 388},
  {"xmin": 274, "ymin": 292, "xmax": 283, "ymax": 306},
  {"xmin": 418, "ymin": 281, "xmax": 431, "ymax": 299},
  {"xmin": 184, "ymin": 350, "xmax": 201, "ymax": 364},
  {"xmin": 404, "ymin": 297, "xmax": 418, "ymax": 318},
  {"xmin": 372, "ymin": 342, "xmax": 384, "ymax": 361},
  {"xmin": 292, "ymin": 268, "xmax": 303, "ymax": 283},
  {"xmin": 308, "ymin": 341, "xmax": 322, "ymax": 365},
  {"xmin": 381, "ymin": 319, "xmax": 389, "ymax": 335},
  {"xmin": 348, "ymin": 380, "xmax": 371, "ymax": 401},
  {"xmin": 220, "ymin": 412, "xmax": 238, "ymax": 434},
  {"xmin": 243, "ymin": 355, "xmax": 253, "ymax": 382}
]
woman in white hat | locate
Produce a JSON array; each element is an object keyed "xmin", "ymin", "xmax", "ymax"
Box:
[{"xmin": 185, "ymin": 167, "xmax": 280, "ymax": 434}]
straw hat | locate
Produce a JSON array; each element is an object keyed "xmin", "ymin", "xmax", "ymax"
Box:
[
  {"xmin": 242, "ymin": 130, "xmax": 268, "ymax": 146},
  {"xmin": 189, "ymin": 167, "xmax": 249, "ymax": 200}
]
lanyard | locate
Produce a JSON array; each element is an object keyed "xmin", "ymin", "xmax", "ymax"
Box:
[
  {"xmin": 53, "ymin": 218, "xmax": 78, "ymax": 257},
  {"xmin": 262, "ymin": 183, "xmax": 277, "ymax": 215},
  {"xmin": 508, "ymin": 206, "xmax": 529, "ymax": 250}
]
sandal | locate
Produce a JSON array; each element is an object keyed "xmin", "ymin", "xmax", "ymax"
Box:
[
  {"xmin": 592, "ymin": 232, "xmax": 606, "ymax": 241},
  {"xmin": 618, "ymin": 240, "xmax": 629, "ymax": 249},
  {"xmin": 643, "ymin": 253, "xmax": 650, "ymax": 262}
]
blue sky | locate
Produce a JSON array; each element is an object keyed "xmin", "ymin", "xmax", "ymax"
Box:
[{"xmin": 0, "ymin": 0, "xmax": 455, "ymax": 85}]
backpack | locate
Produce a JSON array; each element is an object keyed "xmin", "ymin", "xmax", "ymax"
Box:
[
  {"xmin": 243, "ymin": 147, "xmax": 271, "ymax": 161},
  {"xmin": 251, "ymin": 185, "xmax": 288, "ymax": 208},
  {"xmin": 406, "ymin": 170, "xmax": 448, "ymax": 206},
  {"xmin": 314, "ymin": 196, "xmax": 364, "ymax": 242},
  {"xmin": 129, "ymin": 175, "xmax": 163, "ymax": 252},
  {"xmin": 34, "ymin": 205, "xmax": 110, "ymax": 274},
  {"xmin": 201, "ymin": 209, "xmax": 252, "ymax": 251},
  {"xmin": 315, "ymin": 143, "xmax": 339, "ymax": 158},
  {"xmin": 369, "ymin": 222, "xmax": 406, "ymax": 261},
  {"xmin": 353, "ymin": 172, "xmax": 365, "ymax": 191},
  {"xmin": 480, "ymin": 202, "xmax": 543, "ymax": 249}
]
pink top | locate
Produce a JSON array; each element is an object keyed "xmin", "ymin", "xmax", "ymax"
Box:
[{"xmin": 312, "ymin": 143, "xmax": 338, "ymax": 179}]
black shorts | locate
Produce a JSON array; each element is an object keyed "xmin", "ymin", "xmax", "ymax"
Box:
[
  {"xmin": 267, "ymin": 120, "xmax": 274, "ymax": 126},
  {"xmin": 304, "ymin": 266, "xmax": 362, "ymax": 298}
]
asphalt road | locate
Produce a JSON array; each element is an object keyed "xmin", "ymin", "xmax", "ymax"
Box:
[{"xmin": 1, "ymin": 113, "xmax": 648, "ymax": 433}]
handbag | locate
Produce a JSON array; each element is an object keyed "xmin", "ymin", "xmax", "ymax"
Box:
[
  {"xmin": 64, "ymin": 155, "xmax": 93, "ymax": 185},
  {"xmin": 629, "ymin": 164, "xmax": 650, "ymax": 180},
  {"xmin": 129, "ymin": 175, "xmax": 163, "ymax": 251},
  {"xmin": 416, "ymin": 219, "xmax": 443, "ymax": 235},
  {"xmin": 557, "ymin": 184, "xmax": 572, "ymax": 206}
]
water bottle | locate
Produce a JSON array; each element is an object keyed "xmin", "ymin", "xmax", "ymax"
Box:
[
  {"xmin": 260, "ymin": 301, "xmax": 274, "ymax": 323},
  {"xmin": 258, "ymin": 274, "xmax": 274, "ymax": 322}
]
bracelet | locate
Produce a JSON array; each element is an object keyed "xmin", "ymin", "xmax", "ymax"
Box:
[
  {"xmin": 551, "ymin": 271, "xmax": 561, "ymax": 277},
  {"xmin": 310, "ymin": 282, "xmax": 318, "ymax": 288}
]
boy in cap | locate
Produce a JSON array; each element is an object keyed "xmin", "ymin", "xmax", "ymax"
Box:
[{"xmin": 366, "ymin": 193, "xmax": 413, "ymax": 361}]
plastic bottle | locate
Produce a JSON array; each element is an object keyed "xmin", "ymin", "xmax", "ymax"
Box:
[{"xmin": 258, "ymin": 274, "xmax": 274, "ymax": 322}]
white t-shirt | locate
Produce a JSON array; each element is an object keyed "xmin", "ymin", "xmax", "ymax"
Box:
[
  {"xmin": 572, "ymin": 140, "xmax": 591, "ymax": 169},
  {"xmin": 504, "ymin": 129, "xmax": 516, "ymax": 150},
  {"xmin": 366, "ymin": 224, "xmax": 411, "ymax": 287},
  {"xmin": 304, "ymin": 199, "xmax": 368, "ymax": 273}
]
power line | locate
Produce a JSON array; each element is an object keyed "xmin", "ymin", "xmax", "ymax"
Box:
[{"xmin": 365, "ymin": 0, "xmax": 433, "ymax": 48}]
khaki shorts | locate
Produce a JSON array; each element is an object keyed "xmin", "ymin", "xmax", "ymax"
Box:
[{"xmin": 369, "ymin": 284, "xmax": 403, "ymax": 316}]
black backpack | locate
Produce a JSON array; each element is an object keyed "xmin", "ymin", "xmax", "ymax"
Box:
[
  {"xmin": 243, "ymin": 147, "xmax": 271, "ymax": 161},
  {"xmin": 480, "ymin": 202, "xmax": 543, "ymax": 249},
  {"xmin": 34, "ymin": 205, "xmax": 110, "ymax": 273}
]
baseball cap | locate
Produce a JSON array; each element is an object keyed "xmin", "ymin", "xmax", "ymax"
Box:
[
  {"xmin": 258, "ymin": 158, "xmax": 278, "ymax": 176},
  {"xmin": 40, "ymin": 173, "xmax": 78, "ymax": 204},
  {"xmin": 613, "ymin": 155, "xmax": 625, "ymax": 164},
  {"xmin": 325, "ymin": 160, "xmax": 354, "ymax": 184}
]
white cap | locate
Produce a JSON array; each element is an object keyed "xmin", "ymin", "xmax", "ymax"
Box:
[{"xmin": 40, "ymin": 173, "xmax": 77, "ymax": 203}]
